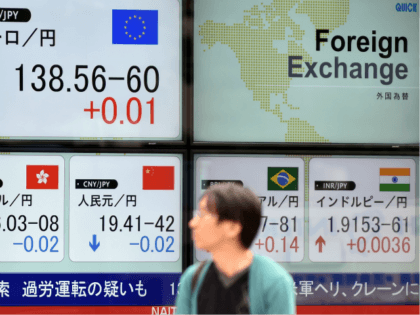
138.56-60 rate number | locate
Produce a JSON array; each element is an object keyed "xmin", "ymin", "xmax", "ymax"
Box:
[{"xmin": 15, "ymin": 64, "xmax": 159, "ymax": 93}]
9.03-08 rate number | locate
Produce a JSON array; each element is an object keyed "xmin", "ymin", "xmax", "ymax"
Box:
[{"xmin": 1, "ymin": 215, "xmax": 59, "ymax": 232}]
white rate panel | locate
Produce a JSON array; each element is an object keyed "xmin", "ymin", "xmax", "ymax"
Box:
[
  {"xmin": 0, "ymin": 155, "xmax": 64, "ymax": 261},
  {"xmin": 0, "ymin": 0, "xmax": 180, "ymax": 139},
  {"xmin": 194, "ymin": 0, "xmax": 419, "ymax": 144},
  {"xmin": 309, "ymin": 158, "xmax": 416, "ymax": 262},
  {"xmin": 69, "ymin": 155, "xmax": 181, "ymax": 262},
  {"xmin": 195, "ymin": 156, "xmax": 304, "ymax": 262}
]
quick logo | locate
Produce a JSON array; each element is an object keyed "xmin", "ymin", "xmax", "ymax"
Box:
[{"xmin": 396, "ymin": 3, "xmax": 417, "ymax": 12}]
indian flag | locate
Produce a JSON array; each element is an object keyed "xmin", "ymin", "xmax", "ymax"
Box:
[{"xmin": 379, "ymin": 168, "xmax": 410, "ymax": 192}]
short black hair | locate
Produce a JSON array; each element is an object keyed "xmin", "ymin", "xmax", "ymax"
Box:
[{"xmin": 200, "ymin": 183, "xmax": 261, "ymax": 249}]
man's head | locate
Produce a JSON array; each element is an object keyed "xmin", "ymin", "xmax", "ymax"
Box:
[{"xmin": 189, "ymin": 183, "xmax": 261, "ymax": 253}]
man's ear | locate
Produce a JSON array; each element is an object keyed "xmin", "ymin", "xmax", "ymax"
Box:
[{"xmin": 223, "ymin": 220, "xmax": 242, "ymax": 239}]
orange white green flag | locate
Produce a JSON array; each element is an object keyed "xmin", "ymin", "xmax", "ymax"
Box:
[{"xmin": 379, "ymin": 168, "xmax": 410, "ymax": 192}]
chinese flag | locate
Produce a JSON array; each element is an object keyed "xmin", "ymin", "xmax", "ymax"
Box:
[
  {"xmin": 26, "ymin": 165, "xmax": 59, "ymax": 190},
  {"xmin": 143, "ymin": 166, "xmax": 174, "ymax": 190}
]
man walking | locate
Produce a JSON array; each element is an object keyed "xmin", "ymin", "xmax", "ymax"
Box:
[{"xmin": 175, "ymin": 183, "xmax": 295, "ymax": 314}]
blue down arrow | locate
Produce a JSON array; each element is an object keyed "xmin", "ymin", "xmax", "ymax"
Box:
[{"xmin": 89, "ymin": 234, "xmax": 100, "ymax": 252}]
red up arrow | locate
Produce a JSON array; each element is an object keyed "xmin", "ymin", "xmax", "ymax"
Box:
[{"xmin": 315, "ymin": 236, "xmax": 326, "ymax": 253}]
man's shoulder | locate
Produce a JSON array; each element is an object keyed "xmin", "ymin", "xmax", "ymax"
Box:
[
  {"xmin": 182, "ymin": 261, "xmax": 203, "ymax": 280},
  {"xmin": 181, "ymin": 261, "xmax": 210, "ymax": 283},
  {"xmin": 252, "ymin": 254, "xmax": 293, "ymax": 283},
  {"xmin": 250, "ymin": 255, "xmax": 296, "ymax": 314}
]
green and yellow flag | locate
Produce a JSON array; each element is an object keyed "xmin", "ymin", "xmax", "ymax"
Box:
[{"xmin": 268, "ymin": 167, "xmax": 298, "ymax": 191}]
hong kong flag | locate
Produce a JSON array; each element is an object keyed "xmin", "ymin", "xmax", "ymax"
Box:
[
  {"xmin": 26, "ymin": 165, "xmax": 59, "ymax": 189},
  {"xmin": 143, "ymin": 166, "xmax": 174, "ymax": 190}
]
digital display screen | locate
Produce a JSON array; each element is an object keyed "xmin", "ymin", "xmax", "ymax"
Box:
[
  {"xmin": 0, "ymin": 153, "xmax": 182, "ymax": 306},
  {"xmin": 195, "ymin": 156, "xmax": 305, "ymax": 262},
  {"xmin": 194, "ymin": 154, "xmax": 419, "ymax": 305},
  {"xmin": 309, "ymin": 158, "xmax": 416, "ymax": 262},
  {"xmin": 194, "ymin": 0, "xmax": 419, "ymax": 144},
  {"xmin": 0, "ymin": 0, "xmax": 181, "ymax": 140}
]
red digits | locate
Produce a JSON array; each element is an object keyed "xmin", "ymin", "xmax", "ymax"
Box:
[
  {"xmin": 147, "ymin": 97, "xmax": 154, "ymax": 124},
  {"xmin": 402, "ymin": 237, "xmax": 410, "ymax": 253},
  {"xmin": 265, "ymin": 236, "xmax": 274, "ymax": 252},
  {"xmin": 127, "ymin": 97, "xmax": 142, "ymax": 124},
  {"xmin": 87, "ymin": 97, "xmax": 155, "ymax": 125},
  {"xmin": 382, "ymin": 237, "xmax": 391, "ymax": 253},
  {"xmin": 392, "ymin": 237, "xmax": 400, "ymax": 253},
  {"xmin": 290, "ymin": 236, "xmax": 299, "ymax": 252},
  {"xmin": 102, "ymin": 97, "xmax": 117, "ymax": 124},
  {"xmin": 357, "ymin": 237, "xmax": 366, "ymax": 253}
]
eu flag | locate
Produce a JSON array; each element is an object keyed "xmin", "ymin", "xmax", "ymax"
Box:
[{"xmin": 112, "ymin": 10, "xmax": 158, "ymax": 45}]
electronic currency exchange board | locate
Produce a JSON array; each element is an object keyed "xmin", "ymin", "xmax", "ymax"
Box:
[
  {"xmin": 0, "ymin": 0, "xmax": 181, "ymax": 140},
  {"xmin": 0, "ymin": 153, "xmax": 182, "ymax": 307},
  {"xmin": 194, "ymin": 155, "xmax": 419, "ymax": 305},
  {"xmin": 193, "ymin": 0, "xmax": 419, "ymax": 144}
]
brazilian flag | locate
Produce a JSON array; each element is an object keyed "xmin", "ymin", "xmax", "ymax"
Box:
[{"xmin": 267, "ymin": 167, "xmax": 298, "ymax": 191}]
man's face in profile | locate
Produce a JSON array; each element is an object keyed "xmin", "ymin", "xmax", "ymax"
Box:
[{"xmin": 189, "ymin": 196, "xmax": 225, "ymax": 253}]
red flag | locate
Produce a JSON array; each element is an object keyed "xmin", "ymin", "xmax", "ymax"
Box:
[
  {"xmin": 143, "ymin": 166, "xmax": 174, "ymax": 190},
  {"xmin": 26, "ymin": 165, "xmax": 59, "ymax": 190}
]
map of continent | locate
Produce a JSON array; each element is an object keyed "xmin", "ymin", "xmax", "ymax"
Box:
[{"xmin": 199, "ymin": 0, "xmax": 350, "ymax": 142}]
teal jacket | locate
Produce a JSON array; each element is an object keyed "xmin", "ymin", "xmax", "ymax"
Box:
[{"xmin": 175, "ymin": 254, "xmax": 296, "ymax": 314}]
